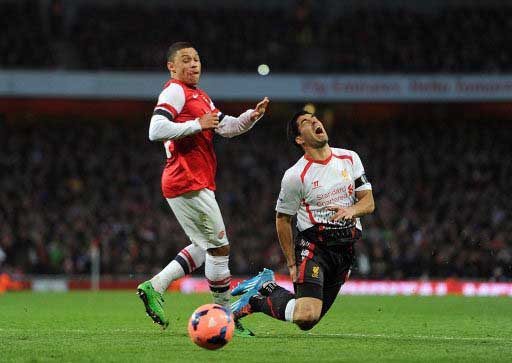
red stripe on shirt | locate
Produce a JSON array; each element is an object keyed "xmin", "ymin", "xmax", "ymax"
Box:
[
  {"xmin": 302, "ymin": 198, "xmax": 317, "ymax": 224},
  {"xmin": 181, "ymin": 248, "xmax": 196, "ymax": 271},
  {"xmin": 300, "ymin": 160, "xmax": 313, "ymax": 183},
  {"xmin": 304, "ymin": 150, "xmax": 333, "ymax": 165},
  {"xmin": 155, "ymin": 103, "xmax": 178, "ymax": 118},
  {"xmin": 333, "ymin": 154, "xmax": 353, "ymax": 164}
]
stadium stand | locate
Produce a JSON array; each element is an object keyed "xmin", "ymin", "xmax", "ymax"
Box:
[
  {"xmin": 1, "ymin": 116, "xmax": 510, "ymax": 280},
  {"xmin": 2, "ymin": 0, "xmax": 512, "ymax": 73}
]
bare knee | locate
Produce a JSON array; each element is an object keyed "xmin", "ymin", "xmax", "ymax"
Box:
[
  {"xmin": 207, "ymin": 245, "xmax": 230, "ymax": 256},
  {"xmin": 295, "ymin": 310, "xmax": 320, "ymax": 331},
  {"xmin": 296, "ymin": 318, "xmax": 319, "ymax": 331},
  {"xmin": 293, "ymin": 298, "xmax": 322, "ymax": 331}
]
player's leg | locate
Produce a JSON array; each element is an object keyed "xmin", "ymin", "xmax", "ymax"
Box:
[
  {"xmin": 232, "ymin": 279, "xmax": 324, "ymax": 331},
  {"xmin": 149, "ymin": 243, "xmax": 206, "ymax": 293},
  {"xmin": 318, "ymin": 244, "xmax": 355, "ymax": 318},
  {"xmin": 232, "ymin": 245, "xmax": 327, "ymax": 331},
  {"xmin": 192, "ymin": 189, "xmax": 260, "ymax": 337},
  {"xmin": 138, "ymin": 244, "xmax": 206, "ymax": 328},
  {"xmin": 319, "ymin": 269, "xmax": 350, "ymax": 318},
  {"xmin": 192, "ymin": 189, "xmax": 233, "ymax": 308},
  {"xmin": 137, "ymin": 192, "xmax": 207, "ymax": 328},
  {"xmin": 291, "ymin": 283, "xmax": 323, "ymax": 330},
  {"xmin": 205, "ymin": 245, "xmax": 231, "ymax": 307}
]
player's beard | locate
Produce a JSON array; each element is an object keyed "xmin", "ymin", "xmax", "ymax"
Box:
[{"xmin": 312, "ymin": 137, "xmax": 329, "ymax": 149}]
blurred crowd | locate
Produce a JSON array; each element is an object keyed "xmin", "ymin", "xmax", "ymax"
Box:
[
  {"xmin": 1, "ymin": 114, "xmax": 511, "ymax": 281},
  {"xmin": 2, "ymin": 0, "xmax": 512, "ymax": 73}
]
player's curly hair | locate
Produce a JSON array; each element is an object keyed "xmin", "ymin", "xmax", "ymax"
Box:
[
  {"xmin": 287, "ymin": 110, "xmax": 311, "ymax": 149},
  {"xmin": 166, "ymin": 42, "xmax": 195, "ymax": 62}
]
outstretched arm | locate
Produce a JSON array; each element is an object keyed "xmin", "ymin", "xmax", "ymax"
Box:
[{"xmin": 216, "ymin": 97, "xmax": 270, "ymax": 138}]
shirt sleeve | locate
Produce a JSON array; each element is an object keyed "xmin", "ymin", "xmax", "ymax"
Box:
[
  {"xmin": 215, "ymin": 109, "xmax": 259, "ymax": 138},
  {"xmin": 148, "ymin": 115, "xmax": 201, "ymax": 141},
  {"xmin": 275, "ymin": 170, "xmax": 302, "ymax": 215},
  {"xmin": 153, "ymin": 83, "xmax": 186, "ymax": 120},
  {"xmin": 352, "ymin": 151, "xmax": 372, "ymax": 192},
  {"xmin": 148, "ymin": 83, "xmax": 201, "ymax": 141}
]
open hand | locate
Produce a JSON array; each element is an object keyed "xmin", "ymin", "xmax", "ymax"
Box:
[
  {"xmin": 327, "ymin": 205, "xmax": 357, "ymax": 222},
  {"xmin": 250, "ymin": 97, "xmax": 270, "ymax": 121}
]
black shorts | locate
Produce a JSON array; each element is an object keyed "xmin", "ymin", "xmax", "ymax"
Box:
[{"xmin": 294, "ymin": 235, "xmax": 356, "ymax": 300}]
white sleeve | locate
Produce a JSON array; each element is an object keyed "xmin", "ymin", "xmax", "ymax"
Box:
[
  {"xmin": 154, "ymin": 83, "xmax": 186, "ymax": 119},
  {"xmin": 352, "ymin": 151, "xmax": 372, "ymax": 191},
  {"xmin": 148, "ymin": 115, "xmax": 201, "ymax": 141},
  {"xmin": 275, "ymin": 170, "xmax": 302, "ymax": 215},
  {"xmin": 215, "ymin": 109, "xmax": 261, "ymax": 138},
  {"xmin": 149, "ymin": 83, "xmax": 201, "ymax": 141}
]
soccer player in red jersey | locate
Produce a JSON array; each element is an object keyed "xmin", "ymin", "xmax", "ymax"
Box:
[{"xmin": 137, "ymin": 42, "xmax": 269, "ymax": 333}]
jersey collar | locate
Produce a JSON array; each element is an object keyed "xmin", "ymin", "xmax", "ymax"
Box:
[
  {"xmin": 171, "ymin": 78, "xmax": 198, "ymax": 89},
  {"xmin": 304, "ymin": 148, "xmax": 333, "ymax": 165}
]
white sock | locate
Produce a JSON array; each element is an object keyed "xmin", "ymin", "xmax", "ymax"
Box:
[
  {"xmin": 285, "ymin": 299, "xmax": 296, "ymax": 322},
  {"xmin": 205, "ymin": 253, "xmax": 231, "ymax": 308},
  {"xmin": 151, "ymin": 244, "xmax": 205, "ymax": 294}
]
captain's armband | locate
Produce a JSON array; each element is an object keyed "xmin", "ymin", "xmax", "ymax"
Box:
[{"xmin": 355, "ymin": 174, "xmax": 370, "ymax": 188}]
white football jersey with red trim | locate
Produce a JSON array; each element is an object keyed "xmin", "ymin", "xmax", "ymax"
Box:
[{"xmin": 276, "ymin": 147, "xmax": 372, "ymax": 232}]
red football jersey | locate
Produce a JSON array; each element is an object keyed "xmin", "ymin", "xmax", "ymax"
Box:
[{"xmin": 153, "ymin": 79, "xmax": 220, "ymax": 198}]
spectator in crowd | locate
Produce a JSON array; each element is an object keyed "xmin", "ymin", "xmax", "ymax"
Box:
[
  {"xmin": 1, "ymin": 115, "xmax": 511, "ymax": 281},
  {"xmin": 2, "ymin": 1, "xmax": 512, "ymax": 73}
]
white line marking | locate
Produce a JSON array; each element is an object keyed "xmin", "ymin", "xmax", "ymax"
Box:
[
  {"xmin": 305, "ymin": 332, "xmax": 512, "ymax": 342},
  {"xmin": 1, "ymin": 328, "xmax": 510, "ymax": 343}
]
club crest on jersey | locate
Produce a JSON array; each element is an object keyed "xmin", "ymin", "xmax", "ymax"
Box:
[
  {"xmin": 341, "ymin": 169, "xmax": 349, "ymax": 180},
  {"xmin": 312, "ymin": 180, "xmax": 320, "ymax": 189}
]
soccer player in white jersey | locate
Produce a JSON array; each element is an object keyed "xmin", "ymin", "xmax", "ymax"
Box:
[
  {"xmin": 136, "ymin": 42, "xmax": 269, "ymax": 334},
  {"xmin": 231, "ymin": 110, "xmax": 374, "ymax": 332}
]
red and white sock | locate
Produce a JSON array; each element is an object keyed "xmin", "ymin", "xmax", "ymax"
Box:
[
  {"xmin": 205, "ymin": 254, "xmax": 231, "ymax": 308},
  {"xmin": 150, "ymin": 244, "xmax": 205, "ymax": 294}
]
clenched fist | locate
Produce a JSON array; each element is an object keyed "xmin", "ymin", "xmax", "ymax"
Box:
[{"xmin": 199, "ymin": 113, "xmax": 219, "ymax": 130}]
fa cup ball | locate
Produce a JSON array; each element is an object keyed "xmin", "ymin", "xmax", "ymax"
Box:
[{"xmin": 188, "ymin": 304, "xmax": 234, "ymax": 350}]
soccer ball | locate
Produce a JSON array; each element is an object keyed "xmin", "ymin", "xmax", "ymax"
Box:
[{"xmin": 187, "ymin": 304, "xmax": 234, "ymax": 350}]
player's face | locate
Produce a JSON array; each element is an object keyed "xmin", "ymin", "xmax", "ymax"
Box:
[
  {"xmin": 296, "ymin": 113, "xmax": 329, "ymax": 149},
  {"xmin": 168, "ymin": 48, "xmax": 201, "ymax": 86}
]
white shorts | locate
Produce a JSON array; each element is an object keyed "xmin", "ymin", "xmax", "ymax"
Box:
[{"xmin": 166, "ymin": 188, "xmax": 229, "ymax": 251}]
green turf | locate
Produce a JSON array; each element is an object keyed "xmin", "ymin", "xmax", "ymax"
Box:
[{"xmin": 0, "ymin": 292, "xmax": 511, "ymax": 362}]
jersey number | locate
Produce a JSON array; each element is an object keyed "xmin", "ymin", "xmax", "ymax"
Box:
[{"xmin": 164, "ymin": 140, "xmax": 174, "ymax": 159}]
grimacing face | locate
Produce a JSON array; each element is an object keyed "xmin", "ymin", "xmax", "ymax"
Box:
[
  {"xmin": 296, "ymin": 113, "xmax": 329, "ymax": 149},
  {"xmin": 167, "ymin": 47, "xmax": 201, "ymax": 86}
]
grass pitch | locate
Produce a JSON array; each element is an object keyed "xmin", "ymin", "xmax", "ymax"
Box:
[{"xmin": 0, "ymin": 291, "xmax": 511, "ymax": 362}]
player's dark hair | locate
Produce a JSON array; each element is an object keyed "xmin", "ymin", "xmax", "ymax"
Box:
[
  {"xmin": 287, "ymin": 110, "xmax": 311, "ymax": 149},
  {"xmin": 166, "ymin": 42, "xmax": 195, "ymax": 62}
]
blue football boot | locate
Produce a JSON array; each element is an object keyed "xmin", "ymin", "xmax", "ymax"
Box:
[
  {"xmin": 231, "ymin": 268, "xmax": 275, "ymax": 338},
  {"xmin": 231, "ymin": 268, "xmax": 275, "ymax": 297}
]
